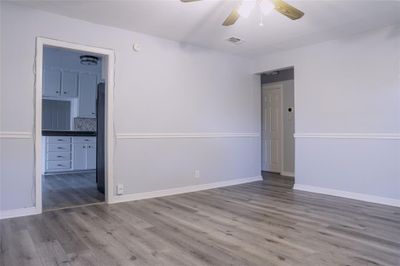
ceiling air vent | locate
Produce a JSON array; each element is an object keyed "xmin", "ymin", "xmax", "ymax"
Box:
[{"xmin": 226, "ymin": 37, "xmax": 245, "ymax": 45}]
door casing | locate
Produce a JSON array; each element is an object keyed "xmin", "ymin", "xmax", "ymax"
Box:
[{"xmin": 35, "ymin": 37, "xmax": 115, "ymax": 214}]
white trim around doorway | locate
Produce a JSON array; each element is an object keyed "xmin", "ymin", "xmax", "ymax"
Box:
[{"xmin": 34, "ymin": 37, "xmax": 115, "ymax": 214}]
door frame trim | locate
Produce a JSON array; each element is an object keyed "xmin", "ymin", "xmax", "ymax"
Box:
[
  {"xmin": 35, "ymin": 37, "xmax": 115, "ymax": 213},
  {"xmin": 261, "ymin": 83, "xmax": 284, "ymax": 173}
]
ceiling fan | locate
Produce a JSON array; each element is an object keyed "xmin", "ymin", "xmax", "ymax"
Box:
[{"xmin": 181, "ymin": 0, "xmax": 304, "ymax": 26}]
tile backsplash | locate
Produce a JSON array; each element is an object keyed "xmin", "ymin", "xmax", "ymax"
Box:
[{"xmin": 74, "ymin": 118, "xmax": 96, "ymax": 131}]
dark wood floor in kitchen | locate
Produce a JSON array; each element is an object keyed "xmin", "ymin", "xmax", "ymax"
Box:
[
  {"xmin": 1, "ymin": 174, "xmax": 399, "ymax": 265},
  {"xmin": 43, "ymin": 172, "xmax": 104, "ymax": 211}
]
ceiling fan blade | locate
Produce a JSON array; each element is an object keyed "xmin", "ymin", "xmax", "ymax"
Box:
[
  {"xmin": 180, "ymin": 0, "xmax": 202, "ymax": 2},
  {"xmin": 222, "ymin": 9, "xmax": 240, "ymax": 26},
  {"xmin": 272, "ymin": 0, "xmax": 304, "ymax": 20}
]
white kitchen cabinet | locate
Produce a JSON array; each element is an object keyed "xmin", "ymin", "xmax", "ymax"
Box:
[
  {"xmin": 72, "ymin": 137, "xmax": 96, "ymax": 170},
  {"xmin": 43, "ymin": 68, "xmax": 62, "ymax": 97},
  {"xmin": 61, "ymin": 70, "xmax": 79, "ymax": 97},
  {"xmin": 44, "ymin": 136, "xmax": 96, "ymax": 173},
  {"xmin": 43, "ymin": 68, "xmax": 79, "ymax": 98},
  {"xmin": 73, "ymin": 143, "xmax": 87, "ymax": 170},
  {"xmin": 45, "ymin": 137, "xmax": 72, "ymax": 172},
  {"xmin": 86, "ymin": 144, "xmax": 96, "ymax": 169},
  {"xmin": 78, "ymin": 73, "xmax": 98, "ymax": 118}
]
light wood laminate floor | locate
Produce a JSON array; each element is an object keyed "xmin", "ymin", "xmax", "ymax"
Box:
[
  {"xmin": 1, "ymin": 175, "xmax": 399, "ymax": 265},
  {"xmin": 43, "ymin": 172, "xmax": 104, "ymax": 211}
]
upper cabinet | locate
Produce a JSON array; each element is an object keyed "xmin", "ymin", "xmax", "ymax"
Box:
[
  {"xmin": 43, "ymin": 68, "xmax": 79, "ymax": 98},
  {"xmin": 43, "ymin": 48, "xmax": 101, "ymax": 119},
  {"xmin": 43, "ymin": 68, "xmax": 62, "ymax": 97},
  {"xmin": 61, "ymin": 70, "xmax": 79, "ymax": 97},
  {"xmin": 78, "ymin": 73, "xmax": 98, "ymax": 118}
]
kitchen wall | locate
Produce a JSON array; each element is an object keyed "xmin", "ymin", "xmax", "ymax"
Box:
[
  {"xmin": 254, "ymin": 25, "xmax": 400, "ymax": 203},
  {"xmin": 0, "ymin": 3, "xmax": 260, "ymax": 212},
  {"xmin": 44, "ymin": 47, "xmax": 102, "ymax": 75}
]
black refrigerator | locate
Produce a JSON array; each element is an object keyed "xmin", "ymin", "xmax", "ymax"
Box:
[{"xmin": 96, "ymin": 82, "xmax": 105, "ymax": 194}]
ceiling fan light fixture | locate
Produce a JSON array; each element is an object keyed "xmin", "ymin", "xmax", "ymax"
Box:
[
  {"xmin": 237, "ymin": 0, "xmax": 256, "ymax": 18},
  {"xmin": 260, "ymin": 0, "xmax": 275, "ymax": 15}
]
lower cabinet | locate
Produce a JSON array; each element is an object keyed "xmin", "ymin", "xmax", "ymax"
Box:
[
  {"xmin": 45, "ymin": 136, "xmax": 96, "ymax": 173},
  {"xmin": 73, "ymin": 143, "xmax": 87, "ymax": 170},
  {"xmin": 45, "ymin": 137, "xmax": 72, "ymax": 173},
  {"xmin": 86, "ymin": 144, "xmax": 96, "ymax": 169},
  {"xmin": 73, "ymin": 141, "xmax": 96, "ymax": 170}
]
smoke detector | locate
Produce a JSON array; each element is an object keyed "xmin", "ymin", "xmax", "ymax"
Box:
[{"xmin": 226, "ymin": 37, "xmax": 245, "ymax": 45}]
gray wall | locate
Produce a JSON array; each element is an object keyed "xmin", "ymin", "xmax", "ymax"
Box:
[
  {"xmin": 0, "ymin": 3, "xmax": 261, "ymax": 212},
  {"xmin": 254, "ymin": 25, "xmax": 400, "ymax": 202},
  {"xmin": 261, "ymin": 79, "xmax": 295, "ymax": 174}
]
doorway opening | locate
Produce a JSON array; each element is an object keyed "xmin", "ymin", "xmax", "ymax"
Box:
[
  {"xmin": 261, "ymin": 67, "xmax": 295, "ymax": 188},
  {"xmin": 35, "ymin": 38, "xmax": 114, "ymax": 212}
]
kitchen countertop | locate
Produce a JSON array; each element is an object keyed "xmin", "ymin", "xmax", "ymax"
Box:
[{"xmin": 42, "ymin": 130, "xmax": 96, "ymax": 137}]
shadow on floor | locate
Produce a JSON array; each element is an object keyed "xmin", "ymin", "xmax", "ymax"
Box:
[{"xmin": 261, "ymin": 171, "xmax": 294, "ymax": 189}]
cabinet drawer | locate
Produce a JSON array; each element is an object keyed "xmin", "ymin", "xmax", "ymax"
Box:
[
  {"xmin": 47, "ymin": 161, "xmax": 71, "ymax": 170},
  {"xmin": 47, "ymin": 151, "xmax": 71, "ymax": 161},
  {"xmin": 48, "ymin": 143, "xmax": 71, "ymax": 152},
  {"xmin": 47, "ymin": 137, "xmax": 71, "ymax": 143},
  {"xmin": 72, "ymin": 137, "xmax": 96, "ymax": 143}
]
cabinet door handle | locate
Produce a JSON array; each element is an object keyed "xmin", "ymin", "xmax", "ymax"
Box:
[
  {"xmin": 57, "ymin": 147, "xmax": 63, "ymax": 149},
  {"xmin": 57, "ymin": 164, "xmax": 63, "ymax": 166},
  {"xmin": 63, "ymin": 91, "xmax": 67, "ymax": 94},
  {"xmin": 57, "ymin": 156, "xmax": 62, "ymax": 158},
  {"xmin": 57, "ymin": 139, "xmax": 63, "ymax": 141}
]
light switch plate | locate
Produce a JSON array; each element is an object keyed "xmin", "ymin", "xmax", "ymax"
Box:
[
  {"xmin": 116, "ymin": 184, "xmax": 124, "ymax": 195},
  {"xmin": 194, "ymin": 170, "xmax": 200, "ymax": 178}
]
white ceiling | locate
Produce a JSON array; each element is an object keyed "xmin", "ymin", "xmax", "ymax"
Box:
[{"xmin": 12, "ymin": 0, "xmax": 400, "ymax": 57}]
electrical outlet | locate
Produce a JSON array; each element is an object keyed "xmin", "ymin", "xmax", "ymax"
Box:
[
  {"xmin": 116, "ymin": 184, "xmax": 124, "ymax": 195},
  {"xmin": 194, "ymin": 170, "xmax": 200, "ymax": 178}
]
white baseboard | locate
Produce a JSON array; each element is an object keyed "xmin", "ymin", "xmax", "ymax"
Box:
[
  {"xmin": 0, "ymin": 207, "xmax": 40, "ymax": 220},
  {"xmin": 280, "ymin": 171, "xmax": 295, "ymax": 177},
  {"xmin": 294, "ymin": 184, "xmax": 400, "ymax": 207},
  {"xmin": 111, "ymin": 176, "xmax": 263, "ymax": 204},
  {"xmin": 294, "ymin": 133, "xmax": 400, "ymax": 140},
  {"xmin": 116, "ymin": 132, "xmax": 260, "ymax": 139}
]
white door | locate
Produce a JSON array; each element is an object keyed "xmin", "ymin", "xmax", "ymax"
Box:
[{"xmin": 263, "ymin": 87, "xmax": 282, "ymax": 172}]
